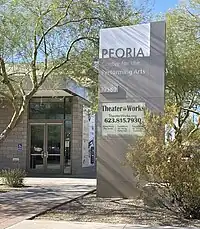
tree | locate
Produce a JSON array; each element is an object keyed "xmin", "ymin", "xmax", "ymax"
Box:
[
  {"xmin": 126, "ymin": 105, "xmax": 200, "ymax": 219},
  {"xmin": 60, "ymin": 0, "xmax": 152, "ymax": 111},
  {"xmin": 126, "ymin": 2, "xmax": 200, "ymax": 219},
  {"xmin": 0, "ymin": 0, "xmax": 152, "ymax": 143},
  {"xmin": 166, "ymin": 1, "xmax": 200, "ymax": 137}
]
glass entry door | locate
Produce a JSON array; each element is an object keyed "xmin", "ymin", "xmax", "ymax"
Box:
[
  {"xmin": 30, "ymin": 123, "xmax": 63, "ymax": 173},
  {"xmin": 46, "ymin": 124, "xmax": 61, "ymax": 171},
  {"xmin": 30, "ymin": 124, "xmax": 45, "ymax": 171}
]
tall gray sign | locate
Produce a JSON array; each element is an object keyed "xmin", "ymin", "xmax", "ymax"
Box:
[{"xmin": 97, "ymin": 21, "xmax": 166, "ymax": 197}]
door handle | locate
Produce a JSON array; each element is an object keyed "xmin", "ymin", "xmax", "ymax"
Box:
[{"xmin": 43, "ymin": 152, "xmax": 48, "ymax": 158}]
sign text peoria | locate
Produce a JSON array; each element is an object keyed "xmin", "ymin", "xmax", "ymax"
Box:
[{"xmin": 101, "ymin": 47, "xmax": 145, "ymax": 58}]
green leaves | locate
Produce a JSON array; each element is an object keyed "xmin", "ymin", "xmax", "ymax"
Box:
[
  {"xmin": 166, "ymin": 5, "xmax": 200, "ymax": 105},
  {"xmin": 126, "ymin": 105, "xmax": 200, "ymax": 218},
  {"xmin": 0, "ymin": 0, "xmax": 153, "ymax": 142}
]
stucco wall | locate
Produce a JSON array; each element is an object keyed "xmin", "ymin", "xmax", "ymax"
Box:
[{"xmin": 0, "ymin": 101, "xmax": 27, "ymax": 170}]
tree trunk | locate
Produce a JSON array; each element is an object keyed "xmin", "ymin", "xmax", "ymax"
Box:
[{"xmin": 0, "ymin": 98, "xmax": 28, "ymax": 144}]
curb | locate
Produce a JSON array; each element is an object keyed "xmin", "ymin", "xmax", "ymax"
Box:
[{"xmin": 28, "ymin": 188, "xmax": 96, "ymax": 220}]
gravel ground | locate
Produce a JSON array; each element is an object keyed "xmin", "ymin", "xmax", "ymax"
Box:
[
  {"xmin": 0, "ymin": 184, "xmax": 11, "ymax": 193},
  {"xmin": 0, "ymin": 184, "xmax": 24, "ymax": 192},
  {"xmin": 0, "ymin": 180, "xmax": 27, "ymax": 193},
  {"xmin": 37, "ymin": 192, "xmax": 200, "ymax": 227}
]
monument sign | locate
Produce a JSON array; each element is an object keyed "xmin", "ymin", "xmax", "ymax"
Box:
[{"xmin": 97, "ymin": 21, "xmax": 166, "ymax": 197}]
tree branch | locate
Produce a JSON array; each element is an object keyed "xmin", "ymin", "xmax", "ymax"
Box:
[
  {"xmin": 43, "ymin": 32, "xmax": 48, "ymax": 71},
  {"xmin": 39, "ymin": 36, "xmax": 97, "ymax": 85},
  {"xmin": 19, "ymin": 81, "xmax": 26, "ymax": 96},
  {"xmin": 0, "ymin": 91, "xmax": 13, "ymax": 102},
  {"xmin": 32, "ymin": 4, "xmax": 53, "ymax": 85},
  {"xmin": 188, "ymin": 124, "xmax": 199, "ymax": 139},
  {"xmin": 31, "ymin": 0, "xmax": 74, "ymax": 88},
  {"xmin": 0, "ymin": 57, "xmax": 16, "ymax": 98},
  {"xmin": 186, "ymin": 8, "xmax": 199, "ymax": 20},
  {"xmin": 174, "ymin": 96, "xmax": 196, "ymax": 144},
  {"xmin": 40, "ymin": 22, "xmax": 48, "ymax": 78},
  {"xmin": 35, "ymin": 0, "xmax": 74, "ymax": 52},
  {"xmin": 180, "ymin": 96, "xmax": 195, "ymax": 127},
  {"xmin": 8, "ymin": 72, "xmax": 28, "ymax": 77},
  {"xmin": 181, "ymin": 107, "xmax": 200, "ymax": 116},
  {"xmin": 57, "ymin": 17, "xmax": 105, "ymax": 27},
  {"xmin": 32, "ymin": 22, "xmax": 39, "ymax": 87}
]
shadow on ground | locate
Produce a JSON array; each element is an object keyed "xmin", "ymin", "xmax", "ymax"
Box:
[
  {"xmin": 0, "ymin": 184, "xmax": 94, "ymax": 218},
  {"xmin": 38, "ymin": 193, "xmax": 200, "ymax": 228}
]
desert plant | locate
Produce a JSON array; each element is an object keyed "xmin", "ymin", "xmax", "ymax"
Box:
[
  {"xmin": 126, "ymin": 105, "xmax": 200, "ymax": 219},
  {"xmin": 0, "ymin": 168, "xmax": 26, "ymax": 187}
]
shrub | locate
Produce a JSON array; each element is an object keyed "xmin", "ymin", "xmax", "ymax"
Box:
[
  {"xmin": 0, "ymin": 168, "xmax": 26, "ymax": 187},
  {"xmin": 126, "ymin": 105, "xmax": 200, "ymax": 219}
]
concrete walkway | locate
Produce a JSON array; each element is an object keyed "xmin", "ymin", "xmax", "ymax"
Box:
[
  {"xmin": 6, "ymin": 220, "xmax": 199, "ymax": 229},
  {"xmin": 0, "ymin": 178, "xmax": 96, "ymax": 229}
]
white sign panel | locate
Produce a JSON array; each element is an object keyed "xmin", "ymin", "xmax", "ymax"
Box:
[
  {"xmin": 99, "ymin": 23, "xmax": 150, "ymax": 59},
  {"xmin": 82, "ymin": 106, "xmax": 96, "ymax": 168},
  {"xmin": 101, "ymin": 102, "xmax": 145, "ymax": 136}
]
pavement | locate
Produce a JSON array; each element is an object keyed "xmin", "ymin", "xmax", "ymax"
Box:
[
  {"xmin": 1, "ymin": 178, "xmax": 199, "ymax": 229},
  {"xmin": 6, "ymin": 220, "xmax": 199, "ymax": 229},
  {"xmin": 0, "ymin": 178, "xmax": 96, "ymax": 229}
]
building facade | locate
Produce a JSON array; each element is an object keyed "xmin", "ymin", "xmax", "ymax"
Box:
[{"xmin": 0, "ymin": 89, "xmax": 96, "ymax": 177}]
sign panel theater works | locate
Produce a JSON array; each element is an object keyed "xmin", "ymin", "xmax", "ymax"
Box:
[{"xmin": 97, "ymin": 21, "xmax": 166, "ymax": 197}]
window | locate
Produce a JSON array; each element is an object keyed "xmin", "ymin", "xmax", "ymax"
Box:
[{"xmin": 29, "ymin": 97, "xmax": 72, "ymax": 119}]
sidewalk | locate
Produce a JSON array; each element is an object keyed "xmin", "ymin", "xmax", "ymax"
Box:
[
  {"xmin": 6, "ymin": 220, "xmax": 199, "ymax": 229},
  {"xmin": 0, "ymin": 178, "xmax": 96, "ymax": 229}
]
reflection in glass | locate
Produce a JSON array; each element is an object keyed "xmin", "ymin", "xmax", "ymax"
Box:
[
  {"xmin": 64, "ymin": 115, "xmax": 72, "ymax": 174},
  {"xmin": 30, "ymin": 125, "xmax": 44, "ymax": 169},
  {"xmin": 47, "ymin": 125, "xmax": 61, "ymax": 170},
  {"xmin": 29, "ymin": 97, "xmax": 73, "ymax": 120},
  {"xmin": 29, "ymin": 97, "xmax": 73, "ymax": 174},
  {"xmin": 29, "ymin": 102, "xmax": 64, "ymax": 119},
  {"xmin": 65, "ymin": 97, "xmax": 72, "ymax": 115}
]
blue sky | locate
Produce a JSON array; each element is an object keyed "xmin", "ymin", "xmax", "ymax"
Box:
[{"xmin": 153, "ymin": 0, "xmax": 179, "ymax": 13}]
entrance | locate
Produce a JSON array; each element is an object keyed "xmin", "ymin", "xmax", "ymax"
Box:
[{"xmin": 29, "ymin": 123, "xmax": 64, "ymax": 173}]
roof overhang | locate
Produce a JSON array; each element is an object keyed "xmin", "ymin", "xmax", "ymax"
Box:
[{"xmin": 33, "ymin": 90, "xmax": 73, "ymax": 97}]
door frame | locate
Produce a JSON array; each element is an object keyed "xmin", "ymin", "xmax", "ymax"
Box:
[{"xmin": 27, "ymin": 120, "xmax": 64, "ymax": 174}]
